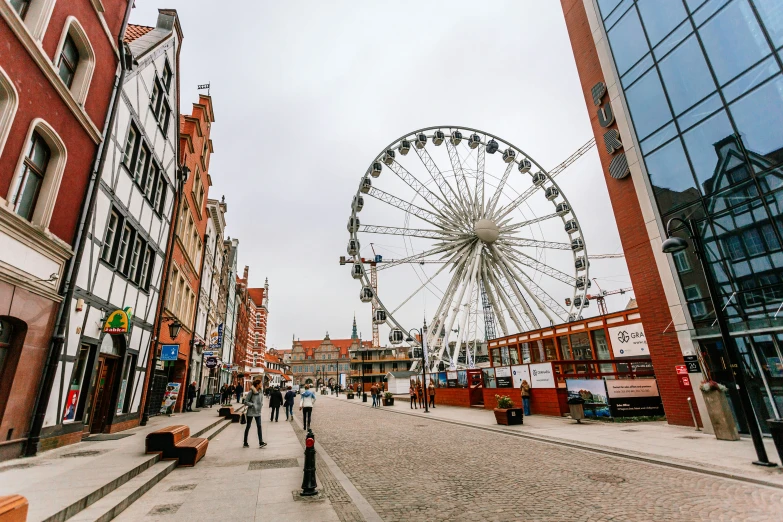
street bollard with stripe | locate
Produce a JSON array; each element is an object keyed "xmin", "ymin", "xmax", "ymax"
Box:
[{"xmin": 300, "ymin": 429, "xmax": 318, "ymax": 496}]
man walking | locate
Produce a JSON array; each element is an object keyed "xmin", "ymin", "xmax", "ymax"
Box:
[
  {"xmin": 300, "ymin": 384, "xmax": 317, "ymax": 430},
  {"xmin": 243, "ymin": 378, "xmax": 267, "ymax": 448},
  {"xmin": 409, "ymin": 384, "xmax": 418, "ymax": 409},
  {"xmin": 370, "ymin": 384, "xmax": 378, "ymax": 408},
  {"xmin": 284, "ymin": 386, "xmax": 295, "ymax": 421},
  {"xmin": 235, "ymin": 381, "xmax": 244, "ymax": 404},
  {"xmin": 428, "ymin": 383, "xmax": 436, "ymax": 408},
  {"xmin": 186, "ymin": 381, "xmax": 197, "ymax": 412},
  {"xmin": 269, "ymin": 386, "xmax": 283, "ymax": 422}
]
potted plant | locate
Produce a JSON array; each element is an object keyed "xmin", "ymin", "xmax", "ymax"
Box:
[
  {"xmin": 700, "ymin": 380, "xmax": 739, "ymax": 441},
  {"xmin": 382, "ymin": 391, "xmax": 394, "ymax": 406},
  {"xmin": 494, "ymin": 394, "xmax": 523, "ymax": 425}
]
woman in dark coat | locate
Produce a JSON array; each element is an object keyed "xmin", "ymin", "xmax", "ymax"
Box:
[{"xmin": 268, "ymin": 386, "xmax": 284, "ymax": 422}]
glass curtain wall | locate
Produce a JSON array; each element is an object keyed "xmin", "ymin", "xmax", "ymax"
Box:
[{"xmin": 598, "ymin": 0, "xmax": 783, "ymax": 431}]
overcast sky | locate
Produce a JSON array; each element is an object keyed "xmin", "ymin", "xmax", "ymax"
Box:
[{"xmin": 130, "ymin": 1, "xmax": 633, "ymax": 350}]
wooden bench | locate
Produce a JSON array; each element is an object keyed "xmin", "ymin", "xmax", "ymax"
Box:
[
  {"xmin": 218, "ymin": 406, "xmax": 233, "ymax": 418},
  {"xmin": 145, "ymin": 425, "xmax": 190, "ymax": 460},
  {"xmin": 0, "ymin": 495, "xmax": 28, "ymax": 522},
  {"xmin": 173, "ymin": 437, "xmax": 208, "ymax": 467}
]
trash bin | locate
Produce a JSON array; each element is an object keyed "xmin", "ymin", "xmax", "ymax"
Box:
[
  {"xmin": 567, "ymin": 397, "xmax": 585, "ymax": 424},
  {"xmin": 362, "ymin": 393, "xmax": 368, "ymax": 403},
  {"xmin": 767, "ymin": 418, "xmax": 783, "ymax": 465}
]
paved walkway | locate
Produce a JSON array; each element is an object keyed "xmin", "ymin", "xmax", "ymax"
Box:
[
  {"xmin": 0, "ymin": 406, "xmax": 228, "ymax": 522},
  {"xmin": 114, "ymin": 412, "xmax": 343, "ymax": 522},
  {"xmin": 313, "ymin": 395, "xmax": 783, "ymax": 521},
  {"xmin": 333, "ymin": 392, "xmax": 783, "ymax": 488}
]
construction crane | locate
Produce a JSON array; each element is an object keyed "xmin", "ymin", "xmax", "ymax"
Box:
[{"xmin": 587, "ymin": 279, "xmax": 634, "ymax": 315}]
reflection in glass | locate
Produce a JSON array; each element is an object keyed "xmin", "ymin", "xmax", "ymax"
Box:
[
  {"xmin": 730, "ymin": 76, "xmax": 783, "ymax": 171},
  {"xmin": 682, "ymin": 110, "xmax": 734, "ymax": 194},
  {"xmin": 637, "ymin": 0, "xmax": 687, "ymax": 46},
  {"xmin": 754, "ymin": 0, "xmax": 783, "ymax": 49},
  {"xmin": 644, "ymin": 138, "xmax": 700, "ymax": 214},
  {"xmin": 678, "ymin": 93, "xmax": 722, "ymax": 131},
  {"xmin": 699, "ymin": 0, "xmax": 771, "ymax": 85},
  {"xmin": 659, "ymin": 35, "xmax": 717, "ymax": 114},
  {"xmin": 722, "ymin": 57, "xmax": 779, "ymax": 102},
  {"xmin": 625, "ymin": 68, "xmax": 673, "ymax": 139},
  {"xmin": 607, "ymin": 6, "xmax": 650, "ymax": 75},
  {"xmin": 653, "ymin": 20, "xmax": 692, "ymax": 60},
  {"xmin": 641, "ymin": 122, "xmax": 677, "ymax": 155}
]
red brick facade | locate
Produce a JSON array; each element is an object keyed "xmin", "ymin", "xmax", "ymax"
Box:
[{"xmin": 560, "ymin": 0, "xmax": 700, "ymax": 427}]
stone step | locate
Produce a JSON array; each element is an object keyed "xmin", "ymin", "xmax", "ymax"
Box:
[{"xmin": 66, "ymin": 460, "xmax": 177, "ymax": 522}]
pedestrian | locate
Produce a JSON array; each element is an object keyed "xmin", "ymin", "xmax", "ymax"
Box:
[
  {"xmin": 409, "ymin": 384, "xmax": 418, "ymax": 409},
  {"xmin": 186, "ymin": 381, "xmax": 197, "ymax": 412},
  {"xmin": 227, "ymin": 384, "xmax": 235, "ymax": 405},
  {"xmin": 284, "ymin": 386, "xmax": 295, "ymax": 421},
  {"xmin": 417, "ymin": 383, "xmax": 425, "ymax": 408},
  {"xmin": 220, "ymin": 384, "xmax": 228, "ymax": 405},
  {"xmin": 243, "ymin": 379, "xmax": 267, "ymax": 448},
  {"xmin": 428, "ymin": 383, "xmax": 436, "ymax": 408},
  {"xmin": 520, "ymin": 379, "xmax": 531, "ymax": 416},
  {"xmin": 235, "ymin": 381, "xmax": 244, "ymax": 403},
  {"xmin": 370, "ymin": 384, "xmax": 378, "ymax": 408},
  {"xmin": 300, "ymin": 383, "xmax": 317, "ymax": 430},
  {"xmin": 269, "ymin": 386, "xmax": 283, "ymax": 422}
]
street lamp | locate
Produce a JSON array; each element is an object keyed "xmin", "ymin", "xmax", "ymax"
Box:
[
  {"xmin": 407, "ymin": 319, "xmax": 429, "ymax": 413},
  {"xmin": 168, "ymin": 320, "xmax": 182, "ymax": 339},
  {"xmin": 662, "ymin": 217, "xmax": 775, "ymax": 467}
]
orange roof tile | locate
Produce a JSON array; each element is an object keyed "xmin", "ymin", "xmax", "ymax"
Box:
[
  {"xmin": 248, "ymin": 288, "xmax": 265, "ymax": 306},
  {"xmin": 124, "ymin": 24, "xmax": 154, "ymax": 43}
]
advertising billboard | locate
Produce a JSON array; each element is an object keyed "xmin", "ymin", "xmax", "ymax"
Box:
[
  {"xmin": 608, "ymin": 323, "xmax": 648, "ymax": 358},
  {"xmin": 511, "ymin": 365, "xmax": 531, "ymax": 388},
  {"xmin": 605, "ymin": 379, "xmax": 663, "ymax": 417},
  {"xmin": 495, "ymin": 366, "xmax": 513, "ymax": 388},
  {"xmin": 566, "ymin": 378, "xmax": 611, "ymax": 418},
  {"xmin": 529, "ymin": 362, "xmax": 555, "ymax": 388}
]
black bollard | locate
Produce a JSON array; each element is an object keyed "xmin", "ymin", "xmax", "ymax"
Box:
[{"xmin": 300, "ymin": 429, "xmax": 318, "ymax": 496}]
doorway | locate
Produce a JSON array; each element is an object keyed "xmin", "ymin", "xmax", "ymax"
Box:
[{"xmin": 88, "ymin": 355, "xmax": 120, "ymax": 433}]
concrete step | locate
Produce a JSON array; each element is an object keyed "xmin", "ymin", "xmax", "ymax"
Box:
[
  {"xmin": 66, "ymin": 460, "xmax": 177, "ymax": 522},
  {"xmin": 42, "ymin": 454, "xmax": 161, "ymax": 522}
]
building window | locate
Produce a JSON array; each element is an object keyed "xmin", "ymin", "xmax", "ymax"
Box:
[
  {"xmin": 162, "ymin": 61, "xmax": 173, "ymax": 91},
  {"xmin": 10, "ymin": 131, "xmax": 49, "ymax": 220},
  {"xmin": 63, "ymin": 344, "xmax": 93, "ymax": 423},
  {"xmin": 54, "ymin": 18, "xmax": 96, "ymax": 104},
  {"xmin": 133, "ymin": 145, "xmax": 149, "ymax": 185},
  {"xmin": 159, "ymin": 101, "xmax": 171, "ymax": 134},
  {"xmin": 122, "ymin": 124, "xmax": 137, "ymax": 167},
  {"xmin": 9, "ymin": 0, "xmax": 31, "ymax": 19},
  {"xmin": 672, "ymin": 251, "xmax": 691, "ymax": 273},
  {"xmin": 117, "ymin": 223, "xmax": 133, "ymax": 275},
  {"xmin": 684, "ymin": 285, "xmax": 707, "ymax": 318},
  {"xmin": 0, "ymin": 67, "xmax": 19, "ymax": 160},
  {"xmin": 57, "ymin": 34, "xmax": 79, "ymax": 88},
  {"xmin": 724, "ymin": 235, "xmax": 745, "ymax": 261},
  {"xmin": 742, "ymin": 228, "xmax": 765, "ymax": 256},
  {"xmin": 128, "ymin": 235, "xmax": 143, "ymax": 282},
  {"xmin": 102, "ymin": 209, "xmax": 120, "ymax": 263},
  {"xmin": 144, "ymin": 162, "xmax": 157, "ymax": 201}
]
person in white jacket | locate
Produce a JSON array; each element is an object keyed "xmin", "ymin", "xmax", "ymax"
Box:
[{"xmin": 299, "ymin": 384, "xmax": 317, "ymax": 430}]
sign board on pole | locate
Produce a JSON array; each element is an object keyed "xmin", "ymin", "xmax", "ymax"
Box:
[
  {"xmin": 160, "ymin": 382, "xmax": 181, "ymax": 414},
  {"xmin": 511, "ymin": 365, "xmax": 531, "ymax": 388},
  {"xmin": 529, "ymin": 362, "xmax": 555, "ymax": 389},
  {"xmin": 605, "ymin": 379, "xmax": 663, "ymax": 417},
  {"xmin": 103, "ymin": 309, "xmax": 130, "ymax": 334},
  {"xmin": 683, "ymin": 355, "xmax": 700, "ymax": 373},
  {"xmin": 608, "ymin": 323, "xmax": 648, "ymax": 357},
  {"xmin": 205, "ymin": 357, "xmax": 218, "ymax": 369},
  {"xmin": 160, "ymin": 344, "xmax": 179, "ymax": 361}
]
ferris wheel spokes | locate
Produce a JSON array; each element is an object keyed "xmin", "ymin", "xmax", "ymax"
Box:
[{"xmin": 413, "ymin": 143, "xmax": 471, "ymax": 226}]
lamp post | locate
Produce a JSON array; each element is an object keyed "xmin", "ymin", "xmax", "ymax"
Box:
[
  {"xmin": 407, "ymin": 319, "xmax": 429, "ymax": 413},
  {"xmin": 662, "ymin": 217, "xmax": 774, "ymax": 467}
]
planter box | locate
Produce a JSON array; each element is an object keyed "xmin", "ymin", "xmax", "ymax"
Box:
[
  {"xmin": 702, "ymin": 389, "xmax": 740, "ymax": 441},
  {"xmin": 494, "ymin": 408, "xmax": 523, "ymax": 426},
  {"xmin": 382, "ymin": 398, "xmax": 394, "ymax": 406},
  {"xmin": 347, "ymin": 393, "xmax": 355, "ymax": 400}
]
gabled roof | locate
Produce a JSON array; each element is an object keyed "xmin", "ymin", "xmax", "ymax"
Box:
[
  {"xmin": 248, "ymin": 288, "xmax": 265, "ymax": 307},
  {"xmin": 124, "ymin": 24, "xmax": 153, "ymax": 43}
]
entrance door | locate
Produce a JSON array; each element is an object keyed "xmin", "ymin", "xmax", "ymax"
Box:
[{"xmin": 89, "ymin": 356, "xmax": 119, "ymax": 434}]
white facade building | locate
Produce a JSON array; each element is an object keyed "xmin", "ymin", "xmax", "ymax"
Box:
[{"xmin": 42, "ymin": 12, "xmax": 181, "ymax": 436}]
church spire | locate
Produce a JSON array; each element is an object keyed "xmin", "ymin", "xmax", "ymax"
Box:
[{"xmin": 351, "ymin": 314, "xmax": 358, "ymax": 340}]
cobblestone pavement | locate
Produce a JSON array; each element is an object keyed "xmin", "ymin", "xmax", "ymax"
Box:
[{"xmin": 305, "ymin": 398, "xmax": 783, "ymax": 522}]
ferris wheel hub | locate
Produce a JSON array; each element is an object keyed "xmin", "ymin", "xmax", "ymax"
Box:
[{"xmin": 474, "ymin": 218, "xmax": 500, "ymax": 244}]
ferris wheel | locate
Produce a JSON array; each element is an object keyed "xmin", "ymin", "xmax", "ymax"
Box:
[{"xmin": 347, "ymin": 126, "xmax": 590, "ymax": 371}]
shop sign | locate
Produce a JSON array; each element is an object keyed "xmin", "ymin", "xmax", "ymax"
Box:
[
  {"xmin": 63, "ymin": 388, "xmax": 79, "ymax": 421},
  {"xmin": 511, "ymin": 365, "xmax": 531, "ymax": 388},
  {"xmin": 529, "ymin": 362, "xmax": 555, "ymax": 389},
  {"xmin": 202, "ymin": 351, "xmax": 215, "ymax": 357},
  {"xmin": 590, "ymin": 81, "xmax": 630, "ymax": 180},
  {"xmin": 160, "ymin": 344, "xmax": 179, "ymax": 361},
  {"xmin": 678, "ymin": 374, "xmax": 691, "ymax": 390},
  {"xmin": 205, "ymin": 357, "xmax": 218, "ymax": 369},
  {"xmin": 605, "ymin": 379, "xmax": 663, "ymax": 417},
  {"xmin": 675, "ymin": 364, "xmax": 688, "ymax": 375},
  {"xmin": 103, "ymin": 309, "xmax": 130, "ymax": 334},
  {"xmin": 209, "ymin": 324, "xmax": 223, "ymax": 349},
  {"xmin": 684, "ymin": 355, "xmax": 701, "ymax": 373},
  {"xmin": 447, "ymin": 370, "xmax": 458, "ymax": 388},
  {"xmin": 160, "ymin": 382, "xmax": 181, "ymax": 414},
  {"xmin": 495, "ymin": 366, "xmax": 513, "ymax": 388},
  {"xmin": 608, "ymin": 323, "xmax": 648, "ymax": 357}
]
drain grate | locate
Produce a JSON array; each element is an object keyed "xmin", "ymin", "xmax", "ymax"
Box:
[
  {"xmin": 83, "ymin": 433, "xmax": 134, "ymax": 441},
  {"xmin": 679, "ymin": 435, "xmax": 701, "ymax": 440},
  {"xmin": 248, "ymin": 458, "xmax": 299, "ymax": 470},
  {"xmin": 167, "ymin": 483, "xmax": 197, "ymax": 492},
  {"xmin": 588, "ymin": 473, "xmax": 626, "ymax": 484},
  {"xmin": 621, "ymin": 429, "xmax": 639, "ymax": 432},
  {"xmin": 60, "ymin": 450, "xmax": 106, "ymax": 458},
  {"xmin": 148, "ymin": 503, "xmax": 182, "ymax": 516},
  {"xmin": 0, "ymin": 462, "xmax": 43, "ymax": 472}
]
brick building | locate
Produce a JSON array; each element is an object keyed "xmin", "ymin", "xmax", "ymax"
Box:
[
  {"xmin": 0, "ymin": 0, "xmax": 131, "ymax": 460},
  {"xmin": 150, "ymin": 94, "xmax": 214, "ymax": 414},
  {"xmin": 290, "ymin": 325, "xmax": 365, "ymax": 388},
  {"xmin": 560, "ymin": 0, "xmax": 783, "ymax": 433}
]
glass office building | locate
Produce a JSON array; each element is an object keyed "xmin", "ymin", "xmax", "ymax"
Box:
[{"xmin": 592, "ymin": 0, "xmax": 783, "ymax": 432}]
